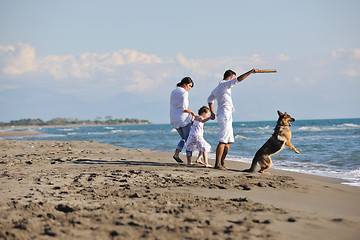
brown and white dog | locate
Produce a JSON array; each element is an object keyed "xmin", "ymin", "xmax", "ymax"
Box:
[{"xmin": 244, "ymin": 110, "xmax": 300, "ymax": 174}]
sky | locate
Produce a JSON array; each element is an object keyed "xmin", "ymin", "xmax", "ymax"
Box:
[{"xmin": 0, "ymin": 0, "xmax": 359, "ymax": 123}]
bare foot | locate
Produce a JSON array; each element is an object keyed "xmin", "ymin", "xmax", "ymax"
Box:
[
  {"xmin": 205, "ymin": 164, "xmax": 213, "ymax": 168},
  {"xmin": 196, "ymin": 159, "xmax": 206, "ymax": 165},
  {"xmin": 214, "ymin": 165, "xmax": 227, "ymax": 170}
]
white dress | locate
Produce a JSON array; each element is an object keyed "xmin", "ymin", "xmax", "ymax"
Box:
[{"xmin": 186, "ymin": 120, "xmax": 211, "ymax": 152}]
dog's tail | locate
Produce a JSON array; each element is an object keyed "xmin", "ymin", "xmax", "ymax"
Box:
[{"xmin": 243, "ymin": 157, "xmax": 258, "ymax": 172}]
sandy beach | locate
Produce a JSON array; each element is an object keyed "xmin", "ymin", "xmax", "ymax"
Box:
[
  {"xmin": 0, "ymin": 138, "xmax": 359, "ymax": 240},
  {"xmin": 0, "ymin": 130, "xmax": 43, "ymax": 138}
]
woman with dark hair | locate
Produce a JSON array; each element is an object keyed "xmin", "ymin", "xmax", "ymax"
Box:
[{"xmin": 170, "ymin": 77, "xmax": 195, "ymax": 164}]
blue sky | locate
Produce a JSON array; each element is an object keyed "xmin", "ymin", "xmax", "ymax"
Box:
[{"xmin": 0, "ymin": 0, "xmax": 359, "ymax": 123}]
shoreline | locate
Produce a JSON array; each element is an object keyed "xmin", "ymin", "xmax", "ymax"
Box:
[
  {"xmin": 0, "ymin": 122, "xmax": 150, "ymax": 130},
  {"xmin": 0, "ymin": 130, "xmax": 43, "ymax": 137},
  {"xmin": 0, "ymin": 139, "xmax": 359, "ymax": 239},
  {"xmin": 0, "ymin": 129, "xmax": 357, "ymax": 187}
]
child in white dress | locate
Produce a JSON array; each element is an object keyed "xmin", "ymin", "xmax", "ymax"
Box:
[{"xmin": 186, "ymin": 106, "xmax": 213, "ymax": 167}]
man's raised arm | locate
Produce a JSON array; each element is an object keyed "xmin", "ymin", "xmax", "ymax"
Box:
[{"xmin": 237, "ymin": 68, "xmax": 259, "ymax": 82}]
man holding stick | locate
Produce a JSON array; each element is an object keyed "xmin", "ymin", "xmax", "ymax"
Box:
[{"xmin": 207, "ymin": 68, "xmax": 260, "ymax": 169}]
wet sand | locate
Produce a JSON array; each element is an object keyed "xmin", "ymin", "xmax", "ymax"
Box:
[
  {"xmin": 0, "ymin": 139, "xmax": 359, "ymax": 240},
  {"xmin": 0, "ymin": 130, "xmax": 42, "ymax": 138}
]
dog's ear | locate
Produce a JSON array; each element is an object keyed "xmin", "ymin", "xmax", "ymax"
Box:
[{"xmin": 277, "ymin": 110, "xmax": 283, "ymax": 116}]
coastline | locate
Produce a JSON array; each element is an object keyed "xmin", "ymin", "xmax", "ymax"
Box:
[
  {"xmin": 0, "ymin": 139, "xmax": 359, "ymax": 239},
  {"xmin": 0, "ymin": 130, "xmax": 43, "ymax": 137},
  {"xmin": 0, "ymin": 122, "xmax": 150, "ymax": 131}
]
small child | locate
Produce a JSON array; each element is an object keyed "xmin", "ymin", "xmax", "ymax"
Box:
[{"xmin": 186, "ymin": 106, "xmax": 213, "ymax": 167}]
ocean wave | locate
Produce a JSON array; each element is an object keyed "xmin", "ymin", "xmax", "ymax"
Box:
[
  {"xmin": 58, "ymin": 128, "xmax": 74, "ymax": 132},
  {"xmin": 341, "ymin": 168, "xmax": 360, "ymax": 180},
  {"xmin": 235, "ymin": 135, "xmax": 251, "ymax": 140},
  {"xmin": 110, "ymin": 129, "xmax": 147, "ymax": 134},
  {"xmin": 66, "ymin": 132, "xmax": 78, "ymax": 136},
  {"xmin": 87, "ymin": 132, "xmax": 109, "ymax": 135},
  {"xmin": 340, "ymin": 167, "xmax": 360, "ymax": 186},
  {"xmin": 297, "ymin": 126, "xmax": 324, "ymax": 132},
  {"xmin": 203, "ymin": 129, "xmax": 220, "ymax": 135},
  {"xmin": 342, "ymin": 182, "xmax": 360, "ymax": 187},
  {"xmin": 226, "ymin": 155, "xmax": 360, "ymax": 187},
  {"xmin": 242, "ymin": 125, "xmax": 273, "ymax": 133},
  {"xmin": 337, "ymin": 123, "xmax": 360, "ymax": 128},
  {"xmin": 272, "ymin": 161, "xmax": 360, "ymax": 187},
  {"xmin": 224, "ymin": 155, "xmax": 253, "ymax": 164},
  {"xmin": 297, "ymin": 123, "xmax": 360, "ymax": 132},
  {"xmin": 257, "ymin": 125, "xmax": 271, "ymax": 130},
  {"xmin": 296, "ymin": 134, "xmax": 360, "ymax": 142},
  {"xmin": 111, "ymin": 130, "xmax": 123, "ymax": 133},
  {"xmin": 127, "ymin": 130, "xmax": 147, "ymax": 134}
]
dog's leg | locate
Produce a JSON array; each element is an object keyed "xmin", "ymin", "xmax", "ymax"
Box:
[
  {"xmin": 277, "ymin": 135, "xmax": 287, "ymax": 142},
  {"xmin": 258, "ymin": 156, "xmax": 272, "ymax": 174},
  {"xmin": 286, "ymin": 141, "xmax": 300, "ymax": 154}
]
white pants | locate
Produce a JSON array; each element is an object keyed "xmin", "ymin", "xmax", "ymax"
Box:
[{"xmin": 217, "ymin": 112, "xmax": 234, "ymax": 143}]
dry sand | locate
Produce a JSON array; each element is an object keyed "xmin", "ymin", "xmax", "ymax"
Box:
[{"xmin": 0, "ymin": 139, "xmax": 359, "ymax": 240}]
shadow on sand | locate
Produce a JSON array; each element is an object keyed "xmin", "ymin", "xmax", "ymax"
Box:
[{"xmin": 72, "ymin": 158, "xmax": 248, "ymax": 173}]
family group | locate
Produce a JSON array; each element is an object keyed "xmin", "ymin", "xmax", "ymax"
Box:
[{"xmin": 170, "ymin": 68, "xmax": 260, "ymax": 170}]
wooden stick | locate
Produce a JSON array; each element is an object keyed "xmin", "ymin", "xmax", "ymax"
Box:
[{"xmin": 257, "ymin": 69, "xmax": 277, "ymax": 73}]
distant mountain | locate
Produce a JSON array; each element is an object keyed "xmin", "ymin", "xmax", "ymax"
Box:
[
  {"xmin": 0, "ymin": 87, "xmax": 82, "ymax": 121},
  {"xmin": 0, "ymin": 88, "xmax": 168, "ymax": 123}
]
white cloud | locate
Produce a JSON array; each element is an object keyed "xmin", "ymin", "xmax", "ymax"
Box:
[
  {"xmin": 121, "ymin": 49, "xmax": 162, "ymax": 64},
  {"xmin": 331, "ymin": 48, "xmax": 345, "ymax": 57},
  {"xmin": 125, "ymin": 71, "xmax": 155, "ymax": 92},
  {"xmin": 1, "ymin": 43, "xmax": 37, "ymax": 75},
  {"xmin": 293, "ymin": 77, "xmax": 315, "ymax": 86},
  {"xmin": 353, "ymin": 48, "xmax": 360, "ymax": 59},
  {"xmin": 0, "ymin": 44, "xmax": 164, "ymax": 80},
  {"xmin": 38, "ymin": 54, "xmax": 77, "ymax": 79},
  {"xmin": 1, "ymin": 44, "xmax": 359, "ymax": 122},
  {"xmin": 293, "ymin": 77, "xmax": 304, "ymax": 85},
  {"xmin": 0, "ymin": 45, "xmax": 15, "ymax": 54},
  {"xmin": 1, "ymin": 43, "xmax": 359, "ymax": 100},
  {"xmin": 175, "ymin": 53, "xmax": 199, "ymax": 69},
  {"xmin": 277, "ymin": 54, "xmax": 292, "ymax": 61},
  {"xmin": 248, "ymin": 54, "xmax": 263, "ymax": 64},
  {"xmin": 344, "ymin": 69, "xmax": 359, "ymax": 77},
  {"xmin": 331, "ymin": 48, "xmax": 360, "ymax": 60}
]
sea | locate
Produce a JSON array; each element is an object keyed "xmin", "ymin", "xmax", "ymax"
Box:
[{"xmin": 2, "ymin": 118, "xmax": 360, "ymax": 187}]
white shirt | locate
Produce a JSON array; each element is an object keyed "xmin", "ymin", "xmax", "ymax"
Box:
[
  {"xmin": 207, "ymin": 78, "xmax": 239, "ymax": 116},
  {"xmin": 170, "ymin": 87, "xmax": 191, "ymax": 128}
]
